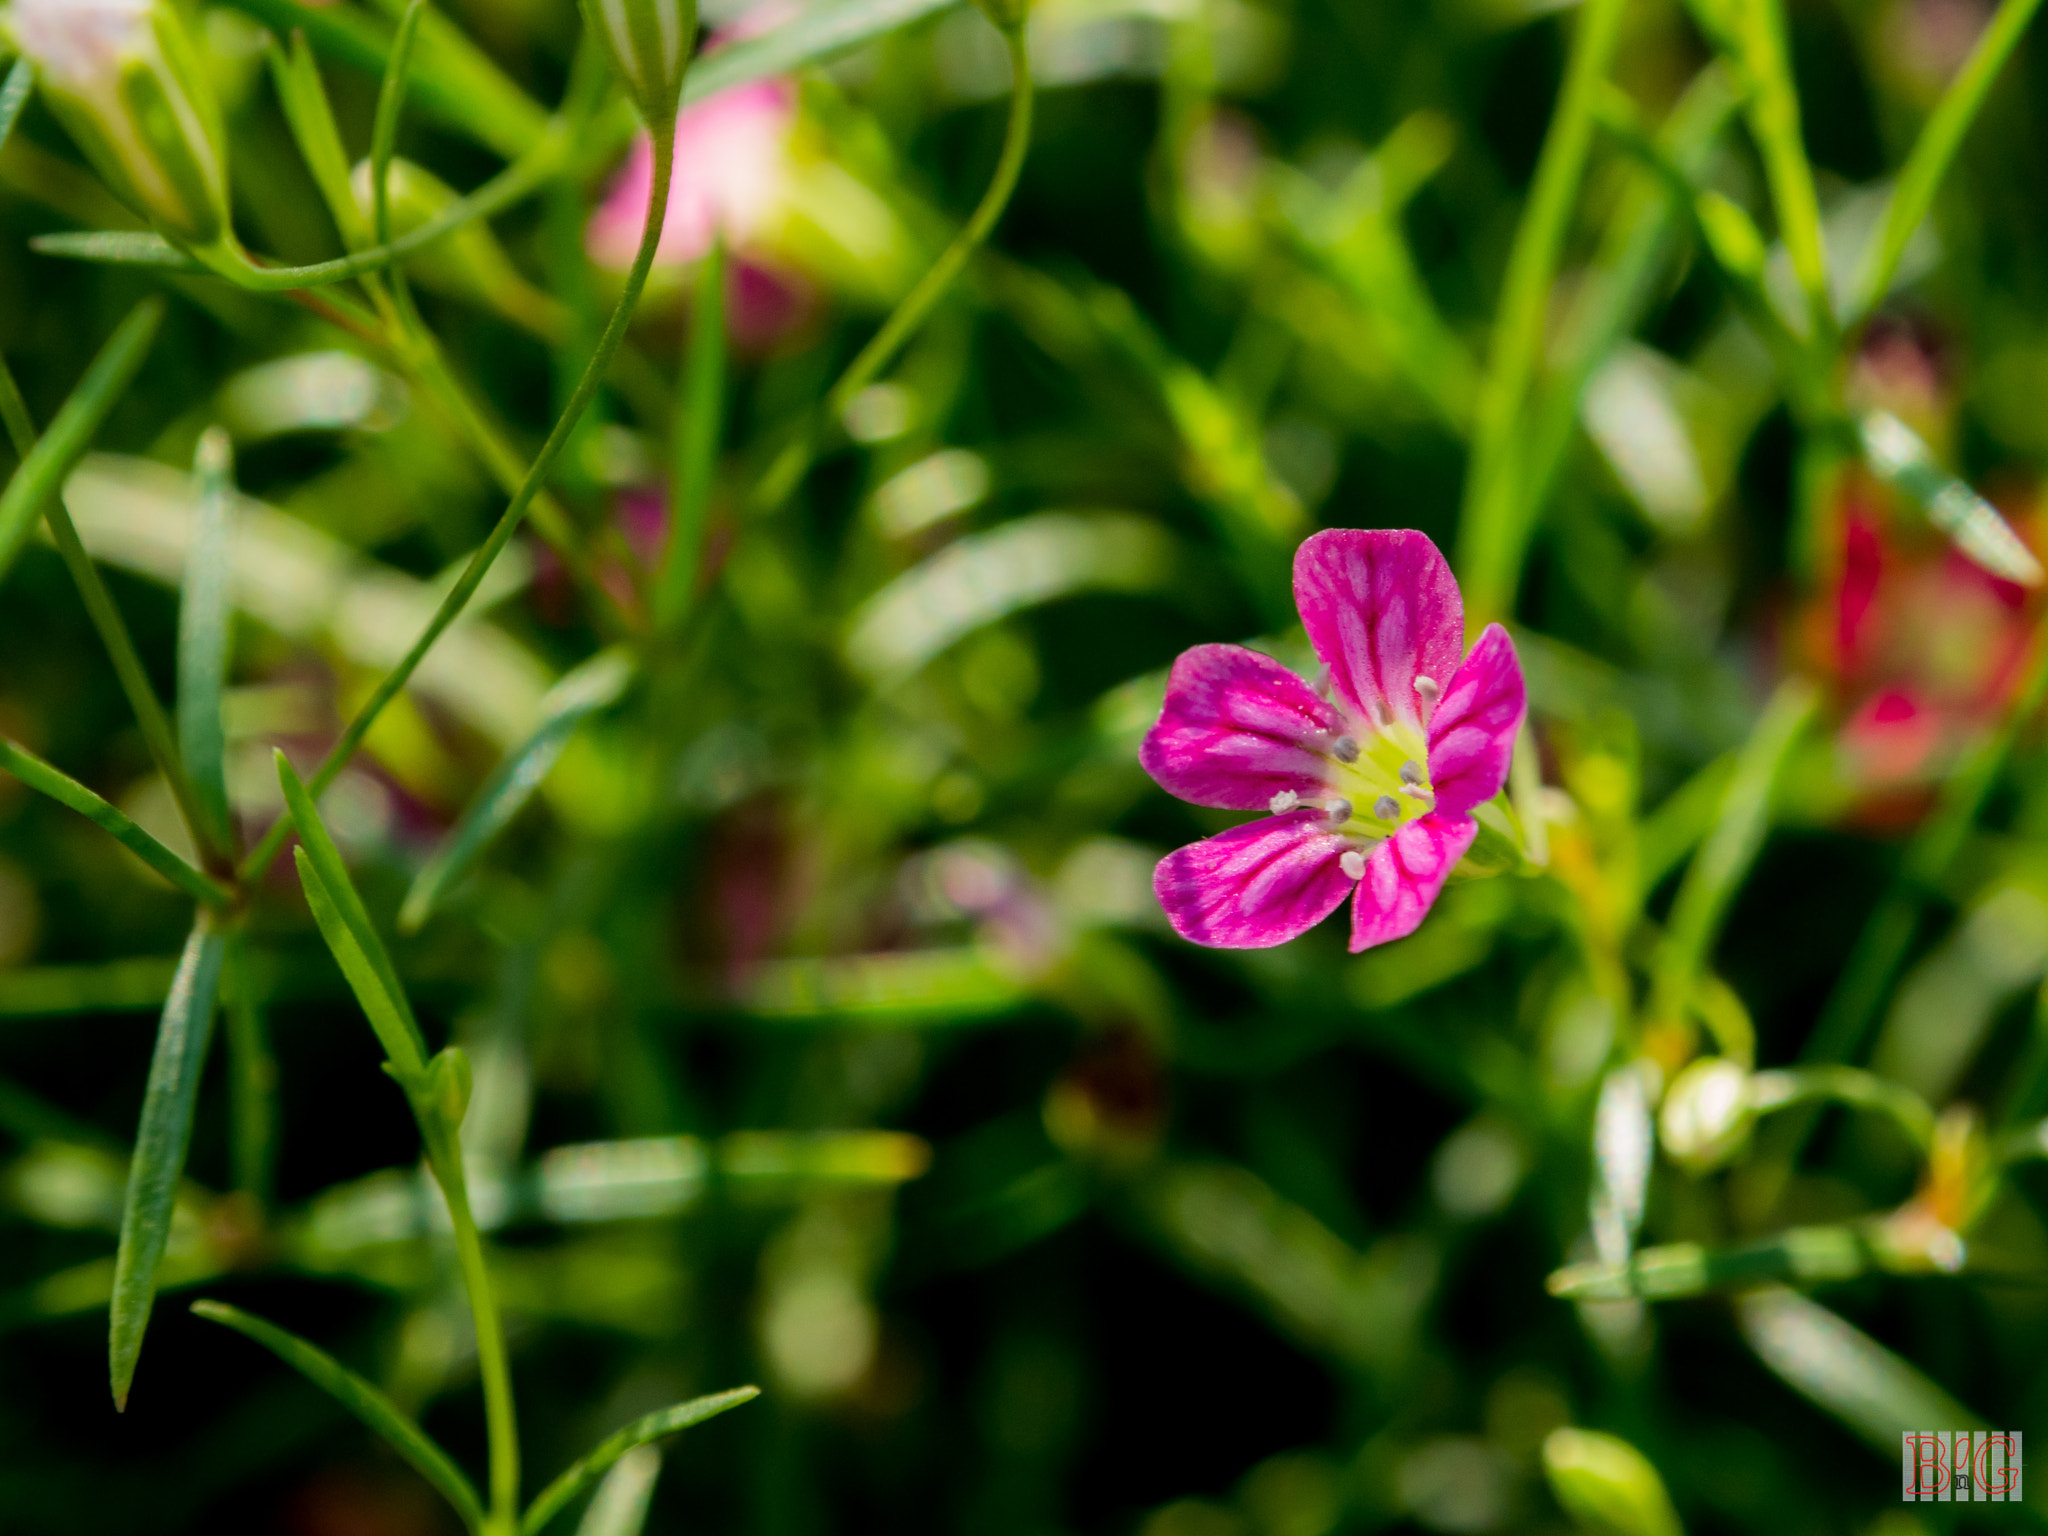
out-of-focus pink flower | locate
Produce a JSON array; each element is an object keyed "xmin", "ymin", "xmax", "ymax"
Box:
[
  {"xmin": 587, "ymin": 80, "xmax": 797, "ymax": 270},
  {"xmin": 1140, "ymin": 529, "xmax": 1525, "ymax": 952}
]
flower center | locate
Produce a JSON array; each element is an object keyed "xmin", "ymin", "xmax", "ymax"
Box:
[{"xmin": 1266, "ymin": 713, "xmax": 1435, "ymax": 847}]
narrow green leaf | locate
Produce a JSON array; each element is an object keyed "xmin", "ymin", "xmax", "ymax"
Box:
[
  {"xmin": 279, "ymin": 751, "xmax": 430, "ymax": 1075},
  {"xmin": 224, "ymin": 938, "xmax": 276, "ymax": 1205},
  {"xmin": 1455, "ymin": 0, "xmax": 1631, "ymax": 623},
  {"xmin": 400, "ymin": 649, "xmax": 635, "ymax": 932},
  {"xmin": 1548, "ymin": 1226, "xmax": 1877, "ymax": 1300},
  {"xmin": 521, "ymin": 1388, "xmax": 761, "ymax": 1536},
  {"xmin": 267, "ymin": 32, "xmax": 371, "ymax": 252},
  {"xmin": 1850, "ymin": 0, "xmax": 2047, "ymax": 320},
  {"xmin": 655, "ymin": 239, "xmax": 727, "ymax": 630},
  {"xmin": 683, "ymin": 0, "xmax": 965, "ymax": 105},
  {"xmin": 1737, "ymin": 1286, "xmax": 1984, "ymax": 1451},
  {"xmin": 0, "ymin": 350, "xmax": 34, "ymax": 462},
  {"xmin": 26, "ymin": 232, "xmax": 203, "ymax": 270},
  {"xmin": 1858, "ymin": 410, "xmax": 2044, "ymax": 585},
  {"xmin": 0, "ymin": 737, "xmax": 230, "ymax": 906},
  {"xmin": 0, "ymin": 298, "xmax": 165, "ymax": 585},
  {"xmin": 191, "ymin": 1299, "xmax": 487, "ymax": 1531},
  {"xmin": 110, "ymin": 914, "xmax": 227, "ymax": 1410},
  {"xmin": 573, "ymin": 1447, "xmax": 662, "ymax": 1536},
  {"xmin": 1747, "ymin": 1066, "xmax": 1936, "ymax": 1151},
  {"xmin": 1647, "ymin": 677, "xmax": 1818, "ymax": 1028},
  {"xmin": 177, "ymin": 430, "xmax": 236, "ymax": 853},
  {"xmin": 0, "ymin": 59, "xmax": 31, "ymax": 149},
  {"xmin": 296, "ymin": 849, "xmax": 428, "ymax": 1081},
  {"xmin": 1541, "ymin": 1429, "xmax": 1685, "ymax": 1536},
  {"xmin": 371, "ymin": 1, "xmax": 430, "ymax": 248}
]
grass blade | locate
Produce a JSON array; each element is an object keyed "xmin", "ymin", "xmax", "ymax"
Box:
[
  {"xmin": 371, "ymin": 0, "xmax": 430, "ymax": 248},
  {"xmin": 400, "ymin": 649, "xmax": 636, "ymax": 932},
  {"xmin": 25, "ymin": 232, "xmax": 204, "ymax": 270},
  {"xmin": 1858, "ymin": 410, "xmax": 2044, "ymax": 585},
  {"xmin": 0, "ymin": 351, "xmax": 32, "ymax": 463},
  {"xmin": 655, "ymin": 238, "xmax": 727, "ymax": 630},
  {"xmin": 0, "ymin": 298, "xmax": 165, "ymax": 585},
  {"xmin": 1455, "ymin": 0, "xmax": 1631, "ymax": 624},
  {"xmin": 109, "ymin": 913, "xmax": 227, "ymax": 1410},
  {"xmin": 1850, "ymin": 0, "xmax": 2047, "ymax": 320},
  {"xmin": 520, "ymin": 1388, "xmax": 761, "ymax": 1535},
  {"xmin": 279, "ymin": 751, "xmax": 431, "ymax": 1076},
  {"xmin": 1731, "ymin": 0, "xmax": 1831, "ymax": 337},
  {"xmin": 191, "ymin": 1299, "xmax": 487, "ymax": 1532},
  {"xmin": 267, "ymin": 32, "xmax": 372, "ymax": 252},
  {"xmin": 177, "ymin": 431, "xmax": 237, "ymax": 854},
  {"xmin": 573, "ymin": 1447, "xmax": 662, "ymax": 1536},
  {"xmin": 683, "ymin": 0, "xmax": 964, "ymax": 105},
  {"xmin": 0, "ymin": 60, "xmax": 30, "ymax": 158},
  {"xmin": 1647, "ymin": 677, "xmax": 1818, "ymax": 1029},
  {"xmin": 0, "ymin": 737, "xmax": 230, "ymax": 906}
]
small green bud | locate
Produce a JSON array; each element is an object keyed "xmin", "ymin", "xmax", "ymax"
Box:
[
  {"xmin": 4, "ymin": 0, "xmax": 232, "ymax": 247},
  {"xmin": 582, "ymin": 0, "xmax": 697, "ymax": 128},
  {"xmin": 1657, "ymin": 1057, "xmax": 1753, "ymax": 1172},
  {"xmin": 1542, "ymin": 1429, "xmax": 1686, "ymax": 1536}
]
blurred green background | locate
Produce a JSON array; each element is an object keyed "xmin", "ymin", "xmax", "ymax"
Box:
[{"xmin": 5, "ymin": 0, "xmax": 2048, "ymax": 1531}]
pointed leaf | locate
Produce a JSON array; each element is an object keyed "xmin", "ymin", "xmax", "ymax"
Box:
[
  {"xmin": 400, "ymin": 650, "xmax": 635, "ymax": 932},
  {"xmin": 0, "ymin": 738, "xmax": 230, "ymax": 906},
  {"xmin": 574, "ymin": 1447, "xmax": 662, "ymax": 1536},
  {"xmin": 369, "ymin": 0, "xmax": 430, "ymax": 248},
  {"xmin": 192, "ymin": 1300, "xmax": 486, "ymax": 1531},
  {"xmin": 1859, "ymin": 410, "xmax": 2044, "ymax": 585},
  {"xmin": 0, "ymin": 60, "xmax": 31, "ymax": 160},
  {"xmin": 266, "ymin": 32, "xmax": 371, "ymax": 251},
  {"xmin": 683, "ymin": 0, "xmax": 964, "ymax": 105},
  {"xmin": 110, "ymin": 914, "xmax": 227, "ymax": 1409},
  {"xmin": 520, "ymin": 1388, "xmax": 761, "ymax": 1535},
  {"xmin": 0, "ymin": 298, "xmax": 165, "ymax": 585},
  {"xmin": 177, "ymin": 431, "xmax": 236, "ymax": 852},
  {"xmin": 26, "ymin": 232, "xmax": 203, "ymax": 270},
  {"xmin": 296, "ymin": 848, "xmax": 429, "ymax": 1080}
]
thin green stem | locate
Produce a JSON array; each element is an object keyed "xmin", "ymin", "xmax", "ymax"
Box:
[
  {"xmin": 1454, "ymin": 0, "xmax": 1629, "ymax": 626},
  {"xmin": 754, "ymin": 23, "xmax": 1034, "ymax": 511},
  {"xmin": 1731, "ymin": 0, "xmax": 1832, "ymax": 345},
  {"xmin": 224, "ymin": 935, "xmax": 276, "ymax": 1206},
  {"xmin": 1850, "ymin": 0, "xmax": 2046, "ymax": 322},
  {"xmin": 426, "ymin": 1130, "xmax": 519, "ymax": 1533},
  {"xmin": 237, "ymin": 126, "xmax": 680, "ymax": 886},
  {"xmin": 372, "ymin": 1, "xmax": 431, "ymax": 252}
]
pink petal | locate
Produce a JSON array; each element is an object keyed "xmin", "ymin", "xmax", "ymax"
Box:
[
  {"xmin": 1293, "ymin": 529, "xmax": 1465, "ymax": 734},
  {"xmin": 1140, "ymin": 644, "xmax": 1344, "ymax": 810},
  {"xmin": 1154, "ymin": 811, "xmax": 1353, "ymax": 948},
  {"xmin": 1426, "ymin": 623, "xmax": 1525, "ymax": 814},
  {"xmin": 1350, "ymin": 813, "xmax": 1476, "ymax": 952}
]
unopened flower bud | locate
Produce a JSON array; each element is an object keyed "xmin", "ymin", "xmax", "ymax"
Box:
[
  {"xmin": 583, "ymin": 0, "xmax": 696, "ymax": 128},
  {"xmin": 1541, "ymin": 1429, "xmax": 1684, "ymax": 1536},
  {"xmin": 5, "ymin": 0, "xmax": 231, "ymax": 247},
  {"xmin": 1657, "ymin": 1057, "xmax": 1753, "ymax": 1172}
]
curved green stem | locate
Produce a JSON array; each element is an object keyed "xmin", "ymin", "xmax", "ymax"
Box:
[
  {"xmin": 237, "ymin": 124, "xmax": 680, "ymax": 886},
  {"xmin": 755, "ymin": 23, "xmax": 1034, "ymax": 510},
  {"xmin": 424, "ymin": 1127, "xmax": 519, "ymax": 1533}
]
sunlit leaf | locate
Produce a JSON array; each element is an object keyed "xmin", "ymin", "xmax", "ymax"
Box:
[
  {"xmin": 176, "ymin": 432, "xmax": 236, "ymax": 853},
  {"xmin": 1858, "ymin": 410, "xmax": 2044, "ymax": 586},
  {"xmin": 0, "ymin": 739, "xmax": 229, "ymax": 907},
  {"xmin": 520, "ymin": 1388, "xmax": 761, "ymax": 1535}
]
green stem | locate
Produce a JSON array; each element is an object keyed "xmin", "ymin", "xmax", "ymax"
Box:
[
  {"xmin": 224, "ymin": 936, "xmax": 276, "ymax": 1207},
  {"xmin": 1849, "ymin": 0, "xmax": 2047, "ymax": 322},
  {"xmin": 237, "ymin": 124, "xmax": 679, "ymax": 886},
  {"xmin": 754, "ymin": 23, "xmax": 1034, "ymax": 511},
  {"xmin": 1454, "ymin": 0, "xmax": 1630, "ymax": 626},
  {"xmin": 425, "ymin": 1128, "xmax": 519, "ymax": 1533}
]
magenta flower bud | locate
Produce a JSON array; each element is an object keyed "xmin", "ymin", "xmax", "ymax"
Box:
[{"xmin": 5, "ymin": 0, "xmax": 231, "ymax": 247}]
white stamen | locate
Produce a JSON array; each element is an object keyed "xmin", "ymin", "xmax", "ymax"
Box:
[
  {"xmin": 1340, "ymin": 850, "xmax": 1367, "ymax": 881},
  {"xmin": 1269, "ymin": 789, "xmax": 1299, "ymax": 814},
  {"xmin": 1331, "ymin": 734, "xmax": 1360, "ymax": 763},
  {"xmin": 1373, "ymin": 795, "xmax": 1402, "ymax": 822},
  {"xmin": 1325, "ymin": 798, "xmax": 1352, "ymax": 825},
  {"xmin": 1401, "ymin": 782, "xmax": 1435, "ymax": 800},
  {"xmin": 1399, "ymin": 759, "xmax": 1424, "ymax": 785},
  {"xmin": 1414, "ymin": 675, "xmax": 1440, "ymax": 706}
]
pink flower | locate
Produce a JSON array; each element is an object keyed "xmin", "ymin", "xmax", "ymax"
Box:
[
  {"xmin": 586, "ymin": 80, "xmax": 796, "ymax": 271},
  {"xmin": 1140, "ymin": 529, "xmax": 1525, "ymax": 952}
]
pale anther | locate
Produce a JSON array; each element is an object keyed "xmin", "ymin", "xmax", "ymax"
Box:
[
  {"xmin": 1414, "ymin": 675, "xmax": 1440, "ymax": 706},
  {"xmin": 1340, "ymin": 850, "xmax": 1367, "ymax": 881},
  {"xmin": 1401, "ymin": 782, "xmax": 1434, "ymax": 800},
  {"xmin": 1331, "ymin": 735, "xmax": 1360, "ymax": 763},
  {"xmin": 1399, "ymin": 759, "xmax": 1423, "ymax": 785},
  {"xmin": 1269, "ymin": 789, "xmax": 1299, "ymax": 814},
  {"xmin": 1373, "ymin": 795, "xmax": 1401, "ymax": 822},
  {"xmin": 1372, "ymin": 700, "xmax": 1393, "ymax": 729},
  {"xmin": 1326, "ymin": 798, "xmax": 1352, "ymax": 825},
  {"xmin": 1313, "ymin": 665, "xmax": 1332, "ymax": 700}
]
